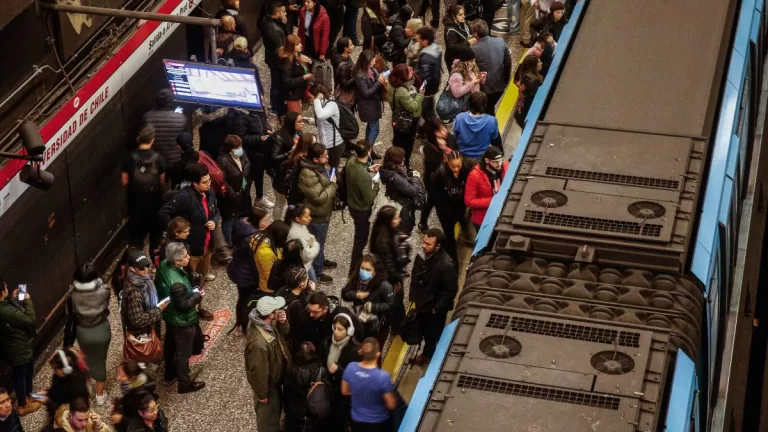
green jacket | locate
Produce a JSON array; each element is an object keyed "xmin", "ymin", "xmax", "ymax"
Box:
[
  {"xmin": 155, "ymin": 260, "xmax": 201, "ymax": 328},
  {"xmin": 345, "ymin": 157, "xmax": 379, "ymax": 212},
  {"xmin": 244, "ymin": 319, "xmax": 290, "ymax": 400},
  {"xmin": 0, "ymin": 297, "xmax": 36, "ymax": 366},
  {"xmin": 298, "ymin": 160, "xmax": 338, "ymax": 223},
  {"xmin": 387, "ymin": 84, "xmax": 424, "ymax": 117}
]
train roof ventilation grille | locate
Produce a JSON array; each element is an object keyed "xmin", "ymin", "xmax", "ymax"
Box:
[
  {"xmin": 479, "ymin": 334, "xmax": 522, "ymax": 359},
  {"xmin": 628, "ymin": 201, "xmax": 666, "ymax": 219},
  {"xmin": 591, "ymin": 349, "xmax": 636, "ymax": 375},
  {"xmin": 545, "ymin": 167, "xmax": 680, "ymax": 190},
  {"xmin": 523, "ymin": 210, "xmax": 663, "ymax": 237},
  {"xmin": 531, "ymin": 190, "xmax": 568, "ymax": 209},
  {"xmin": 486, "ymin": 314, "xmax": 641, "ymax": 348},
  {"xmin": 457, "ymin": 375, "xmax": 621, "ymax": 410}
]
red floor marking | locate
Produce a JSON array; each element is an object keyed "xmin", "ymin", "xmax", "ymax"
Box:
[{"xmin": 190, "ymin": 309, "xmax": 232, "ymax": 365}]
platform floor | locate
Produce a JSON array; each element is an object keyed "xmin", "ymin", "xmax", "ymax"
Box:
[{"xmin": 18, "ymin": 6, "xmax": 524, "ymax": 431}]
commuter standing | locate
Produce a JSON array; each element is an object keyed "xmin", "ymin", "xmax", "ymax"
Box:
[
  {"xmin": 342, "ymin": 255, "xmax": 396, "ymax": 344},
  {"xmin": 454, "ymin": 92, "xmax": 501, "ymax": 160},
  {"xmin": 122, "ymin": 125, "xmax": 166, "ymax": 255},
  {"xmin": 283, "ymin": 342, "xmax": 330, "ymax": 432},
  {"xmin": 431, "ymin": 151, "xmax": 472, "ymax": 261},
  {"xmin": 158, "ymin": 163, "xmax": 220, "ymax": 291},
  {"xmin": 124, "ymin": 393, "xmax": 168, "ymax": 432},
  {"xmin": 142, "ymin": 89, "xmax": 188, "ymax": 168},
  {"xmin": 291, "ymin": 291, "xmax": 363, "ymax": 359},
  {"xmin": 279, "ymin": 35, "xmax": 314, "ymax": 115},
  {"xmin": 409, "ymin": 229, "xmax": 458, "ymax": 364},
  {"xmin": 514, "ymin": 55, "xmax": 544, "ymax": 127},
  {"xmin": 0, "ymin": 387, "xmax": 24, "ymax": 431},
  {"xmin": 343, "ymin": 0, "xmax": 363, "ymax": 45},
  {"xmin": 354, "ymin": 50, "xmax": 387, "ymax": 146},
  {"xmin": 0, "ymin": 279, "xmax": 40, "ymax": 417},
  {"xmin": 69, "ymin": 264, "xmax": 111, "ymax": 406},
  {"xmin": 379, "ymin": 146, "xmax": 425, "ymax": 236},
  {"xmin": 286, "ymin": 204, "xmax": 321, "ymax": 281},
  {"xmin": 299, "ymin": 0, "xmax": 331, "ymax": 60},
  {"xmin": 341, "ymin": 338, "xmax": 398, "ymax": 432},
  {"xmin": 155, "ymin": 242, "xmax": 206, "ymax": 394},
  {"xmin": 245, "ymin": 296, "xmax": 291, "ymax": 432},
  {"xmin": 405, "ymin": 19, "xmax": 424, "ymax": 67},
  {"xmin": 388, "ymin": 6, "xmax": 413, "ymax": 65},
  {"xmin": 312, "ymin": 86, "xmax": 346, "ymax": 169},
  {"xmin": 331, "ymin": 38, "xmax": 357, "ymax": 107},
  {"xmin": 415, "ymin": 27, "xmax": 443, "ymax": 127},
  {"xmin": 262, "ymin": 2, "xmax": 289, "ymax": 116},
  {"xmin": 465, "ymin": 146, "xmax": 509, "ymax": 230},
  {"xmin": 298, "ymin": 143, "xmax": 339, "ymax": 284},
  {"xmin": 217, "ymin": 135, "xmax": 252, "ymax": 248},
  {"xmin": 168, "ymin": 132, "xmax": 197, "ymax": 189},
  {"xmin": 443, "ymin": 4, "xmax": 474, "ymax": 69},
  {"xmin": 471, "ymin": 19, "xmax": 512, "ymax": 115},
  {"xmin": 386, "ymin": 64, "xmax": 425, "ymax": 169},
  {"xmin": 361, "ymin": 0, "xmax": 388, "ymax": 51},
  {"xmin": 345, "ymin": 140, "xmax": 380, "ymax": 274}
]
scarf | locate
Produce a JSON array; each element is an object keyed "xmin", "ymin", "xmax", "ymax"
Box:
[
  {"xmin": 327, "ymin": 334, "xmax": 351, "ymax": 368},
  {"xmin": 126, "ymin": 271, "xmax": 159, "ymax": 308},
  {"xmin": 249, "ymin": 310, "xmax": 275, "ymax": 334},
  {"xmin": 120, "ymin": 373, "xmax": 148, "ymax": 397}
]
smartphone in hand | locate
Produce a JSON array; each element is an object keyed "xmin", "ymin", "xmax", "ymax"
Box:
[
  {"xmin": 381, "ymin": 69, "xmax": 392, "ymax": 78},
  {"xmin": 158, "ymin": 297, "xmax": 171, "ymax": 307},
  {"xmin": 18, "ymin": 284, "xmax": 27, "ymax": 301},
  {"xmin": 329, "ymin": 167, "xmax": 336, "ymax": 180},
  {"xmin": 419, "ymin": 80, "xmax": 427, "ymax": 92}
]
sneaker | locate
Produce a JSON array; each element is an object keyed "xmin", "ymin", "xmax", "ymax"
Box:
[
  {"xmin": 259, "ymin": 197, "xmax": 275, "ymax": 208},
  {"xmin": 323, "ymin": 259, "xmax": 338, "ymax": 269},
  {"xmin": 179, "ymin": 381, "xmax": 206, "ymax": 394},
  {"xmin": 317, "ymin": 274, "xmax": 334, "ymax": 284},
  {"xmin": 204, "ymin": 273, "xmax": 216, "ymax": 282},
  {"xmin": 95, "ymin": 392, "xmax": 108, "ymax": 407},
  {"xmin": 373, "ymin": 141, "xmax": 383, "ymax": 147},
  {"xmin": 199, "ymin": 309, "xmax": 215, "ymax": 321}
]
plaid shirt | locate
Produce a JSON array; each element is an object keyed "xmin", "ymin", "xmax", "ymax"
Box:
[{"xmin": 121, "ymin": 280, "xmax": 163, "ymax": 335}]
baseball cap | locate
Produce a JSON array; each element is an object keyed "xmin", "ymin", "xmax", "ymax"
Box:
[
  {"xmin": 256, "ymin": 296, "xmax": 286, "ymax": 316},
  {"xmin": 127, "ymin": 248, "xmax": 152, "ymax": 270}
]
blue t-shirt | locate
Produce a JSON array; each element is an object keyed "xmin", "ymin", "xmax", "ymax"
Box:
[
  {"xmin": 342, "ymin": 362, "xmax": 395, "ymax": 423},
  {"xmin": 453, "ymin": 112, "xmax": 500, "ymax": 158}
]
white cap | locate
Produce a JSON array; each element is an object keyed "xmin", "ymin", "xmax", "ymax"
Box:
[{"xmin": 256, "ymin": 296, "xmax": 286, "ymax": 316}]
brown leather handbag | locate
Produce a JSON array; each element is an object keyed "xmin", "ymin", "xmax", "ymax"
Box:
[{"xmin": 123, "ymin": 329, "xmax": 163, "ymax": 364}]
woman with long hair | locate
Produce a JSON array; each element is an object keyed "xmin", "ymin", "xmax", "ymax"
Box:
[
  {"xmin": 369, "ymin": 205, "xmax": 409, "ymax": 287},
  {"xmin": 278, "ymin": 34, "xmax": 313, "ymax": 114},
  {"xmin": 354, "ymin": 49, "xmax": 388, "ymax": 146},
  {"xmin": 341, "ymin": 254, "xmax": 395, "ymax": 345},
  {"xmin": 253, "ymin": 220, "xmax": 291, "ymax": 293},
  {"xmin": 386, "ymin": 64, "xmax": 424, "ymax": 169},
  {"xmin": 267, "ymin": 238, "xmax": 306, "ymax": 292},
  {"xmin": 154, "ymin": 217, "xmax": 191, "ymax": 266},
  {"xmin": 418, "ymin": 118, "xmax": 458, "ymax": 232},
  {"xmin": 448, "ymin": 47, "xmax": 484, "ymax": 99},
  {"xmin": 443, "ymin": 3, "xmax": 474, "ymax": 68},
  {"xmin": 514, "ymin": 54, "xmax": 544, "ymax": 127},
  {"xmin": 432, "ymin": 151, "xmax": 473, "ymax": 261},
  {"xmin": 273, "ymin": 130, "xmax": 312, "ymax": 221},
  {"xmin": 298, "ymin": 0, "xmax": 330, "ymax": 61},
  {"xmin": 217, "ymin": 134, "xmax": 252, "ymax": 247},
  {"xmin": 361, "ymin": 0, "xmax": 388, "ymax": 51},
  {"xmin": 69, "ymin": 264, "xmax": 111, "ymax": 406},
  {"xmin": 44, "ymin": 348, "xmax": 90, "ymax": 424},
  {"xmin": 379, "ymin": 146, "xmax": 425, "ymax": 235},
  {"xmin": 286, "ymin": 204, "xmax": 321, "ymax": 282}
]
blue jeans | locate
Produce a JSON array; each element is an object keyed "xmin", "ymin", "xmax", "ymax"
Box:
[
  {"xmin": 309, "ymin": 222, "xmax": 329, "ymax": 276},
  {"xmin": 343, "ymin": 7, "xmax": 359, "ymax": 41},
  {"xmin": 308, "ymin": 266, "xmax": 317, "ymax": 283},
  {"xmin": 365, "ymin": 120, "xmax": 380, "ymax": 145},
  {"xmin": 13, "ymin": 360, "xmax": 34, "ymax": 407}
]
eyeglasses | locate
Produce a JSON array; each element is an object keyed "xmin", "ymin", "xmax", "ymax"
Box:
[{"xmin": 199, "ymin": 179, "xmax": 212, "ymax": 185}]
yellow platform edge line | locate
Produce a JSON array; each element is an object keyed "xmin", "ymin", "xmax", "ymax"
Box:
[
  {"xmin": 496, "ymin": 52, "xmax": 529, "ymax": 137},
  {"xmin": 382, "ymin": 335, "xmax": 409, "ymax": 382}
]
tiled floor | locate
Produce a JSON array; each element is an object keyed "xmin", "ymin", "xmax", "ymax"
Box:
[{"xmin": 19, "ymin": 6, "xmax": 524, "ymax": 431}]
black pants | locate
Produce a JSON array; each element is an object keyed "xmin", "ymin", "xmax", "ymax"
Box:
[
  {"xmin": 393, "ymin": 121, "xmax": 418, "ymax": 170},
  {"xmin": 486, "ymin": 91, "xmax": 503, "ymax": 117},
  {"xmin": 328, "ymin": 142, "xmax": 346, "ymax": 169},
  {"xmin": 268, "ymin": 65, "xmax": 286, "ymax": 116},
  {"xmin": 326, "ymin": 5, "xmax": 345, "ymax": 47},
  {"xmin": 235, "ymin": 285, "xmax": 257, "ymax": 333},
  {"xmin": 418, "ymin": 0, "xmax": 441, "ymax": 26},
  {"xmin": 343, "ymin": 7, "xmax": 360, "ymax": 41},
  {"xmin": 127, "ymin": 204, "xmax": 162, "ymax": 254},
  {"xmin": 164, "ymin": 325, "xmax": 196, "ymax": 390},
  {"xmin": 12, "ymin": 360, "xmax": 34, "ymax": 407},
  {"xmin": 420, "ymin": 310, "xmax": 447, "ymax": 358},
  {"xmin": 250, "ymin": 164, "xmax": 265, "ymax": 200},
  {"xmin": 436, "ymin": 211, "xmax": 461, "ymax": 263},
  {"xmin": 348, "ymin": 208, "xmax": 372, "ymax": 275},
  {"xmin": 351, "ymin": 419, "xmax": 391, "ymax": 432},
  {"xmin": 418, "ymin": 164, "xmax": 438, "ymax": 227}
]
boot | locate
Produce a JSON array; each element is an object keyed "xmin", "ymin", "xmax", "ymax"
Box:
[{"xmin": 17, "ymin": 401, "xmax": 41, "ymax": 416}]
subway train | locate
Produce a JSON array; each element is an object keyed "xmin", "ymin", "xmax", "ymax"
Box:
[{"xmin": 400, "ymin": 0, "xmax": 768, "ymax": 430}]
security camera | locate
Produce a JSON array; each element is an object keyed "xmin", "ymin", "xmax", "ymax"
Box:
[
  {"xmin": 20, "ymin": 163, "xmax": 54, "ymax": 191},
  {"xmin": 19, "ymin": 121, "xmax": 45, "ymax": 156}
]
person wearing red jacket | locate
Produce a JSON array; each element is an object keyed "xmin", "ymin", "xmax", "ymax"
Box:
[
  {"xmin": 465, "ymin": 146, "xmax": 509, "ymax": 229},
  {"xmin": 299, "ymin": 0, "xmax": 331, "ymax": 61}
]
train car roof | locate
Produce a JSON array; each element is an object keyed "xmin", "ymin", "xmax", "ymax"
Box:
[{"xmin": 544, "ymin": 0, "xmax": 736, "ymax": 137}]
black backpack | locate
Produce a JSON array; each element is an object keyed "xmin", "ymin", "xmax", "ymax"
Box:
[
  {"xmin": 327, "ymin": 101, "xmax": 359, "ymax": 141},
  {"xmin": 287, "ymin": 165, "xmax": 305, "ymax": 205},
  {"xmin": 130, "ymin": 152, "xmax": 162, "ymax": 194},
  {"xmin": 333, "ymin": 166, "xmax": 348, "ymax": 212},
  {"xmin": 306, "ymin": 369, "xmax": 332, "ymax": 419}
]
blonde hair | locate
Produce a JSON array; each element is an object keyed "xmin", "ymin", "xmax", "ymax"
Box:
[
  {"xmin": 452, "ymin": 60, "xmax": 479, "ymax": 82},
  {"xmin": 406, "ymin": 18, "xmax": 423, "ymax": 33}
]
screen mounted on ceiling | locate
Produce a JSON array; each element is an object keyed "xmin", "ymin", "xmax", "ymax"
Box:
[{"xmin": 163, "ymin": 60, "xmax": 264, "ymax": 110}]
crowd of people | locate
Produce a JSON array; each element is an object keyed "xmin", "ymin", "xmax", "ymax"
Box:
[{"xmin": 0, "ymin": 0, "xmax": 574, "ymax": 430}]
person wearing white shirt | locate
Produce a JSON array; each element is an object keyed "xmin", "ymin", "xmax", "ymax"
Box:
[{"xmin": 312, "ymin": 86, "xmax": 346, "ymax": 169}]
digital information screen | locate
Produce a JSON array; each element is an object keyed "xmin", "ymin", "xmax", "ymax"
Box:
[{"xmin": 163, "ymin": 60, "xmax": 264, "ymax": 110}]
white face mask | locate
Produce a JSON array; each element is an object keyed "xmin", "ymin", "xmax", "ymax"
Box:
[{"xmin": 232, "ymin": 148, "xmax": 244, "ymax": 157}]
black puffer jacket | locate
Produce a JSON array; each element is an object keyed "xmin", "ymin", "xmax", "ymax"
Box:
[
  {"xmin": 369, "ymin": 230, "xmax": 409, "ymax": 286},
  {"xmin": 229, "ymin": 110, "xmax": 271, "ymax": 170},
  {"xmin": 283, "ymin": 360, "xmax": 330, "ymax": 432},
  {"xmin": 443, "ymin": 17, "xmax": 472, "ymax": 68},
  {"xmin": 280, "ymin": 56, "xmax": 310, "ymax": 101},
  {"xmin": 341, "ymin": 278, "xmax": 395, "ymax": 317},
  {"xmin": 261, "ymin": 17, "xmax": 287, "ymax": 66},
  {"xmin": 227, "ymin": 50, "xmax": 256, "ymax": 69},
  {"xmin": 157, "ymin": 186, "xmax": 221, "ymax": 256},
  {"xmin": 142, "ymin": 90, "xmax": 189, "ymax": 167},
  {"xmin": 216, "ymin": 152, "xmax": 252, "ymax": 218},
  {"xmin": 270, "ymin": 130, "xmax": 294, "ymax": 173},
  {"xmin": 388, "ymin": 18, "xmax": 409, "ymax": 65}
]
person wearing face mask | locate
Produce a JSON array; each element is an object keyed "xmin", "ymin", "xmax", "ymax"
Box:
[
  {"xmin": 217, "ymin": 135, "xmax": 252, "ymax": 248},
  {"xmin": 341, "ymin": 255, "xmax": 395, "ymax": 345},
  {"xmin": 228, "ymin": 207, "xmax": 272, "ymax": 333},
  {"xmin": 431, "ymin": 152, "xmax": 473, "ymax": 262},
  {"xmin": 465, "ymin": 146, "xmax": 509, "ymax": 231},
  {"xmin": 409, "ymin": 229, "xmax": 458, "ymax": 364},
  {"xmin": 323, "ymin": 314, "xmax": 361, "ymax": 432}
]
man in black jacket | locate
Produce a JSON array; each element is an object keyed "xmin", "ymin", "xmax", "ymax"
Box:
[
  {"xmin": 415, "ymin": 27, "xmax": 443, "ymax": 127},
  {"xmin": 0, "ymin": 387, "xmax": 24, "ymax": 431},
  {"xmin": 261, "ymin": 2, "xmax": 288, "ymax": 116},
  {"xmin": 290, "ymin": 292, "xmax": 363, "ymax": 359},
  {"xmin": 409, "ymin": 228, "xmax": 458, "ymax": 364},
  {"xmin": 158, "ymin": 164, "xmax": 220, "ymax": 319},
  {"xmin": 142, "ymin": 89, "xmax": 189, "ymax": 168}
]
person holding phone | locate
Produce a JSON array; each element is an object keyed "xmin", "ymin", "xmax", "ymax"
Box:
[
  {"xmin": 386, "ymin": 64, "xmax": 425, "ymax": 170},
  {"xmin": 0, "ymin": 278, "xmax": 40, "ymax": 417},
  {"xmin": 415, "ymin": 26, "xmax": 444, "ymax": 129}
]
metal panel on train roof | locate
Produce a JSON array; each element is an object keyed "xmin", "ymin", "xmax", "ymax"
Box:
[{"xmin": 544, "ymin": 0, "xmax": 736, "ymax": 137}]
